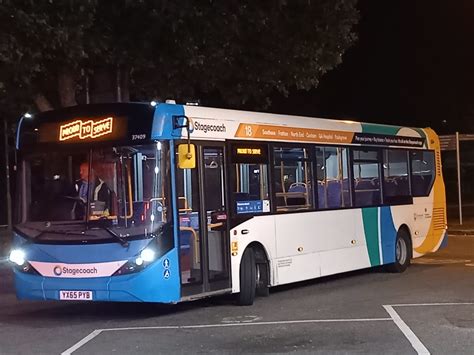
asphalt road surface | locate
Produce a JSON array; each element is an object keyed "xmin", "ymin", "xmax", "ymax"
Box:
[{"xmin": 0, "ymin": 236, "xmax": 472, "ymax": 354}]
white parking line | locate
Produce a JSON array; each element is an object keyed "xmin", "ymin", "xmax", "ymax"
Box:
[
  {"xmin": 63, "ymin": 302, "xmax": 474, "ymax": 355},
  {"xmin": 61, "ymin": 330, "xmax": 103, "ymax": 355},
  {"xmin": 389, "ymin": 302, "xmax": 474, "ymax": 307},
  {"xmin": 412, "ymin": 258, "xmax": 471, "ymax": 265},
  {"xmin": 383, "ymin": 305, "xmax": 430, "ymax": 355},
  {"xmin": 61, "ymin": 317, "xmax": 392, "ymax": 355},
  {"xmin": 383, "ymin": 302, "xmax": 474, "ymax": 355}
]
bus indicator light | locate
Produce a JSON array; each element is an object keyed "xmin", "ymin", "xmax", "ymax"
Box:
[{"xmin": 231, "ymin": 241, "xmax": 238, "ymax": 256}]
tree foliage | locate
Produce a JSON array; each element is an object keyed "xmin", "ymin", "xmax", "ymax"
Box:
[{"xmin": 0, "ymin": 0, "xmax": 359, "ymax": 119}]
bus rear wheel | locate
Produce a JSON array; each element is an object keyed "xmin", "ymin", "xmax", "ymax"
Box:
[
  {"xmin": 386, "ymin": 229, "xmax": 411, "ymax": 273},
  {"xmin": 237, "ymin": 248, "xmax": 256, "ymax": 306}
]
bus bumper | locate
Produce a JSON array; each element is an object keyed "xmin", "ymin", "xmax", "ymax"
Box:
[{"xmin": 14, "ymin": 252, "xmax": 180, "ymax": 303}]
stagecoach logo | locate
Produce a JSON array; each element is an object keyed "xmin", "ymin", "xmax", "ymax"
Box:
[
  {"xmin": 53, "ymin": 265, "xmax": 62, "ymax": 276},
  {"xmin": 30, "ymin": 260, "xmax": 128, "ymax": 278},
  {"xmin": 52, "ymin": 265, "xmax": 99, "ymax": 277},
  {"xmin": 59, "ymin": 117, "xmax": 114, "ymax": 141},
  {"xmin": 192, "ymin": 120, "xmax": 227, "ymax": 134}
]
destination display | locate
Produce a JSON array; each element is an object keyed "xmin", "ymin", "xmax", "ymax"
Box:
[
  {"xmin": 231, "ymin": 143, "xmax": 268, "ymax": 164},
  {"xmin": 38, "ymin": 116, "xmax": 128, "ymax": 144},
  {"xmin": 236, "ymin": 147, "xmax": 262, "ymax": 155},
  {"xmin": 234, "ymin": 123, "xmax": 425, "ymax": 148},
  {"xmin": 59, "ymin": 117, "xmax": 114, "ymax": 141},
  {"xmin": 18, "ymin": 103, "xmax": 155, "ymax": 149}
]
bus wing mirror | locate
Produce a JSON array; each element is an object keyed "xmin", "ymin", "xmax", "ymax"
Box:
[{"xmin": 178, "ymin": 144, "xmax": 196, "ymax": 169}]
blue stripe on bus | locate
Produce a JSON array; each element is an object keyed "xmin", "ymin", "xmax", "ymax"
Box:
[{"xmin": 380, "ymin": 206, "xmax": 397, "ymax": 264}]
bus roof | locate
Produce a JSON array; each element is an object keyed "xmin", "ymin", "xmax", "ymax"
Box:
[{"xmin": 18, "ymin": 102, "xmax": 432, "ymax": 150}]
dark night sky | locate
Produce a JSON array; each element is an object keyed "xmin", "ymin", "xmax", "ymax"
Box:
[{"xmin": 271, "ymin": 0, "xmax": 474, "ymax": 134}]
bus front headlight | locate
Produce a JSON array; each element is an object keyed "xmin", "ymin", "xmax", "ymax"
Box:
[
  {"xmin": 140, "ymin": 248, "xmax": 156, "ymax": 263},
  {"xmin": 113, "ymin": 247, "xmax": 157, "ymax": 276},
  {"xmin": 9, "ymin": 249, "xmax": 26, "ymax": 266}
]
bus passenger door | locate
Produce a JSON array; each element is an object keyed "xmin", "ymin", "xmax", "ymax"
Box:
[
  {"xmin": 177, "ymin": 143, "xmax": 230, "ymax": 297},
  {"xmin": 200, "ymin": 145, "xmax": 230, "ymax": 292}
]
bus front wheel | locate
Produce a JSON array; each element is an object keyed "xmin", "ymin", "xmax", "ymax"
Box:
[
  {"xmin": 255, "ymin": 250, "xmax": 270, "ymax": 297},
  {"xmin": 386, "ymin": 228, "xmax": 411, "ymax": 273},
  {"xmin": 237, "ymin": 248, "xmax": 256, "ymax": 306}
]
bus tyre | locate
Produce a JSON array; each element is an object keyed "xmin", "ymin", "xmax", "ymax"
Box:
[
  {"xmin": 237, "ymin": 248, "xmax": 256, "ymax": 306},
  {"xmin": 386, "ymin": 229, "xmax": 411, "ymax": 273}
]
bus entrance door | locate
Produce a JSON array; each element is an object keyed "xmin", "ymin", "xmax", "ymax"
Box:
[{"xmin": 178, "ymin": 144, "xmax": 230, "ymax": 298}]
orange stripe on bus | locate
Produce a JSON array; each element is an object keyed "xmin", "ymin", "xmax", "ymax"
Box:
[{"xmin": 235, "ymin": 123, "xmax": 354, "ymax": 144}]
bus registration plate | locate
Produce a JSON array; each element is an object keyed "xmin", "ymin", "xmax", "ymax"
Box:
[{"xmin": 59, "ymin": 290, "xmax": 93, "ymax": 301}]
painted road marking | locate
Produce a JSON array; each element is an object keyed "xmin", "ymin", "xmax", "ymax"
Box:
[
  {"xmin": 61, "ymin": 317, "xmax": 392, "ymax": 355},
  {"xmin": 61, "ymin": 330, "xmax": 103, "ymax": 355},
  {"xmin": 389, "ymin": 302, "xmax": 474, "ymax": 307},
  {"xmin": 412, "ymin": 258, "xmax": 471, "ymax": 265},
  {"xmin": 384, "ymin": 302, "xmax": 474, "ymax": 355},
  {"xmin": 221, "ymin": 315, "xmax": 262, "ymax": 323},
  {"xmin": 62, "ymin": 302, "xmax": 474, "ymax": 355},
  {"xmin": 383, "ymin": 305, "xmax": 430, "ymax": 355}
]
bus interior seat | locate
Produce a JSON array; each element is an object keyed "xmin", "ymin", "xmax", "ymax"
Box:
[
  {"xmin": 317, "ymin": 182, "xmax": 326, "ymax": 208},
  {"xmin": 383, "ymin": 178, "xmax": 398, "ymax": 197},
  {"xmin": 396, "ymin": 176, "xmax": 409, "ymax": 193},
  {"xmin": 355, "ymin": 178, "xmax": 381, "ymax": 206},
  {"xmin": 327, "ymin": 180, "xmax": 342, "ymax": 208},
  {"xmin": 411, "ymin": 175, "xmax": 427, "ymax": 195},
  {"xmin": 342, "ymin": 178, "xmax": 351, "ymax": 206},
  {"xmin": 287, "ymin": 183, "xmax": 307, "ymax": 206}
]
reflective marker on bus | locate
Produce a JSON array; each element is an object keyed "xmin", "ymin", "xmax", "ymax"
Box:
[{"xmin": 10, "ymin": 102, "xmax": 447, "ymax": 305}]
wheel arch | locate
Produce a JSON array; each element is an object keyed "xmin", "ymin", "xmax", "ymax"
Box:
[
  {"xmin": 232, "ymin": 241, "xmax": 271, "ymax": 293},
  {"xmin": 246, "ymin": 241, "xmax": 270, "ymax": 281}
]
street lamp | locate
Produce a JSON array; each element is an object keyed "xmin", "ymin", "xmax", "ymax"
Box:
[{"xmin": 15, "ymin": 112, "xmax": 32, "ymax": 149}]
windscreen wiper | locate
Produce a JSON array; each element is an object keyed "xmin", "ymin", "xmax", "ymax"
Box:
[
  {"xmin": 24, "ymin": 227, "xmax": 96, "ymax": 239},
  {"xmin": 96, "ymin": 226, "xmax": 129, "ymax": 247}
]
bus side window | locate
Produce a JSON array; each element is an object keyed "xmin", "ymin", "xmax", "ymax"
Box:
[
  {"xmin": 273, "ymin": 146, "xmax": 312, "ymax": 211},
  {"xmin": 229, "ymin": 143, "xmax": 270, "ymax": 215},
  {"xmin": 410, "ymin": 150, "xmax": 435, "ymax": 197},
  {"xmin": 352, "ymin": 149, "xmax": 381, "ymax": 207},
  {"xmin": 231, "ymin": 163, "xmax": 270, "ymax": 214},
  {"xmin": 383, "ymin": 149, "xmax": 411, "ymax": 204},
  {"xmin": 315, "ymin": 147, "xmax": 351, "ymax": 209}
]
